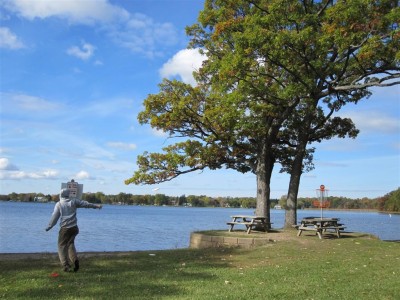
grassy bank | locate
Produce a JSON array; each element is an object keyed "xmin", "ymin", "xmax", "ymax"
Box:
[{"xmin": 0, "ymin": 231, "xmax": 399, "ymax": 299}]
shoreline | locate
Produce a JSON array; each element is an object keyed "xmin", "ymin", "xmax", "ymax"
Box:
[
  {"xmin": 2, "ymin": 201, "xmax": 399, "ymax": 214},
  {"xmin": 0, "ymin": 250, "xmax": 148, "ymax": 261},
  {"xmin": 1, "ymin": 234, "xmax": 398, "ymax": 261}
]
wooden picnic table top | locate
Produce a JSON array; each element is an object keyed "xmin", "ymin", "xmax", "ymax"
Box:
[
  {"xmin": 227, "ymin": 215, "xmax": 271, "ymax": 234},
  {"xmin": 297, "ymin": 217, "xmax": 345, "ymax": 239},
  {"xmin": 301, "ymin": 217, "xmax": 340, "ymax": 223},
  {"xmin": 230, "ymin": 215, "xmax": 268, "ymax": 219}
]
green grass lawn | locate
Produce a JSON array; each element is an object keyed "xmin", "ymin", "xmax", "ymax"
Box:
[{"xmin": 0, "ymin": 231, "xmax": 399, "ymax": 299}]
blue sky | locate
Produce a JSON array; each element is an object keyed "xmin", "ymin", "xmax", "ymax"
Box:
[{"xmin": 0, "ymin": 0, "xmax": 399, "ymax": 199}]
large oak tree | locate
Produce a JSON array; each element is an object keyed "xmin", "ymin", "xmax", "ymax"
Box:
[{"xmin": 126, "ymin": 0, "xmax": 399, "ymax": 226}]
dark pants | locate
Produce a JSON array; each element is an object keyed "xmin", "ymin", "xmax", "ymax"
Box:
[{"xmin": 58, "ymin": 226, "xmax": 79, "ymax": 268}]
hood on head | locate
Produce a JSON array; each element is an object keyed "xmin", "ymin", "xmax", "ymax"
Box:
[{"xmin": 60, "ymin": 188, "xmax": 71, "ymax": 199}]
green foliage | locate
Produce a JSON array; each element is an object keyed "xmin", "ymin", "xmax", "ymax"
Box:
[
  {"xmin": 3, "ymin": 187, "xmax": 400, "ymax": 212},
  {"xmin": 378, "ymin": 188, "xmax": 400, "ymax": 212},
  {"xmin": 298, "ymin": 196, "xmax": 380, "ymax": 210},
  {"xmin": 1, "ymin": 233, "xmax": 399, "ymax": 299},
  {"xmin": 0, "ymin": 193, "xmax": 53, "ymax": 202},
  {"xmin": 127, "ymin": 0, "xmax": 399, "ymax": 214}
]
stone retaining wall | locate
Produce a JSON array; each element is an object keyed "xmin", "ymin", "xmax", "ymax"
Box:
[{"xmin": 190, "ymin": 232, "xmax": 275, "ymax": 249}]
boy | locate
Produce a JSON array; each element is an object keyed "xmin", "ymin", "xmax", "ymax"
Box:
[{"xmin": 46, "ymin": 188, "xmax": 102, "ymax": 272}]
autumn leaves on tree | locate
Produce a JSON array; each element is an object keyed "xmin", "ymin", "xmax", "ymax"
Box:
[{"xmin": 126, "ymin": 0, "xmax": 399, "ymax": 226}]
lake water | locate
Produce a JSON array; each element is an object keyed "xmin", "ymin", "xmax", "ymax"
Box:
[{"xmin": 0, "ymin": 201, "xmax": 398, "ymax": 253}]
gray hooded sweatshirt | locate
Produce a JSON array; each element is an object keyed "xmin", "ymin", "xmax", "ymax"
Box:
[{"xmin": 47, "ymin": 188, "xmax": 99, "ymax": 229}]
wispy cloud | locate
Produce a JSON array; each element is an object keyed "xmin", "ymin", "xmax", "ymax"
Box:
[
  {"xmin": 67, "ymin": 42, "xmax": 95, "ymax": 60},
  {"xmin": 345, "ymin": 111, "xmax": 400, "ymax": 134},
  {"xmin": 2, "ymin": 0, "xmax": 129, "ymax": 25},
  {"xmin": 107, "ymin": 142, "xmax": 137, "ymax": 151},
  {"xmin": 2, "ymin": 0, "xmax": 180, "ymax": 57},
  {"xmin": 80, "ymin": 97, "xmax": 134, "ymax": 117},
  {"xmin": 315, "ymin": 160, "xmax": 349, "ymax": 168},
  {"xmin": 79, "ymin": 157, "xmax": 133, "ymax": 173},
  {"xmin": 0, "ymin": 168, "xmax": 59, "ymax": 180},
  {"xmin": 0, "ymin": 26, "xmax": 24, "ymax": 49},
  {"xmin": 0, "ymin": 147, "xmax": 10, "ymax": 154},
  {"xmin": 109, "ymin": 13, "xmax": 179, "ymax": 58},
  {"xmin": 152, "ymin": 128, "xmax": 168, "ymax": 137},
  {"xmin": 1, "ymin": 92, "xmax": 62, "ymax": 113}
]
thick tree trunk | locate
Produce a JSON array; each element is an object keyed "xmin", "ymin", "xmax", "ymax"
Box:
[
  {"xmin": 284, "ymin": 167, "xmax": 301, "ymax": 228},
  {"xmin": 256, "ymin": 170, "xmax": 270, "ymax": 220},
  {"xmin": 255, "ymin": 146, "xmax": 274, "ymax": 228},
  {"xmin": 284, "ymin": 141, "xmax": 306, "ymax": 228}
]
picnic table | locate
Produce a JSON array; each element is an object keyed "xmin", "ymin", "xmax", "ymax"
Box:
[
  {"xmin": 296, "ymin": 217, "xmax": 346, "ymax": 239},
  {"xmin": 227, "ymin": 215, "xmax": 272, "ymax": 234}
]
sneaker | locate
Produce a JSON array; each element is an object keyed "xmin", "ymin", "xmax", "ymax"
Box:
[
  {"xmin": 63, "ymin": 265, "xmax": 70, "ymax": 272},
  {"xmin": 73, "ymin": 260, "xmax": 79, "ymax": 272}
]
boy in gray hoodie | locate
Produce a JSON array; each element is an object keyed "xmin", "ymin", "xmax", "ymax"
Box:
[{"xmin": 46, "ymin": 188, "xmax": 102, "ymax": 272}]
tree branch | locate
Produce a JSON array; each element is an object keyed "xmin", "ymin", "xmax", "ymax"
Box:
[{"xmin": 333, "ymin": 74, "xmax": 400, "ymax": 91}]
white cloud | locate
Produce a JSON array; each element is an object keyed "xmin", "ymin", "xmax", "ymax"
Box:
[
  {"xmin": 3, "ymin": 0, "xmax": 179, "ymax": 58},
  {"xmin": 42, "ymin": 169, "xmax": 59, "ymax": 178},
  {"xmin": 75, "ymin": 170, "xmax": 92, "ymax": 180},
  {"xmin": 107, "ymin": 142, "xmax": 137, "ymax": 151},
  {"xmin": 0, "ymin": 171, "xmax": 25, "ymax": 179},
  {"xmin": 160, "ymin": 49, "xmax": 206, "ymax": 86},
  {"xmin": 2, "ymin": 1, "xmax": 180, "ymax": 57},
  {"xmin": 0, "ymin": 168, "xmax": 59, "ymax": 179},
  {"xmin": 2, "ymin": 0, "xmax": 129, "ymax": 25},
  {"xmin": 0, "ymin": 158, "xmax": 19, "ymax": 170},
  {"xmin": 67, "ymin": 42, "xmax": 95, "ymax": 60},
  {"xmin": 0, "ymin": 26, "xmax": 24, "ymax": 49}
]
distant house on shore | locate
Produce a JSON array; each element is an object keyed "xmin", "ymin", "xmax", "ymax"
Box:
[{"xmin": 34, "ymin": 197, "xmax": 48, "ymax": 202}]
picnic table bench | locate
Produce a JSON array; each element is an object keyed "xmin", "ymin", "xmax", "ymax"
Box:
[
  {"xmin": 297, "ymin": 217, "xmax": 346, "ymax": 239},
  {"xmin": 227, "ymin": 215, "xmax": 272, "ymax": 234}
]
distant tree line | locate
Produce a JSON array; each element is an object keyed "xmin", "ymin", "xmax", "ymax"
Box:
[
  {"xmin": 0, "ymin": 192, "xmax": 259, "ymax": 208},
  {"xmin": 1, "ymin": 188, "xmax": 398, "ymax": 212}
]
